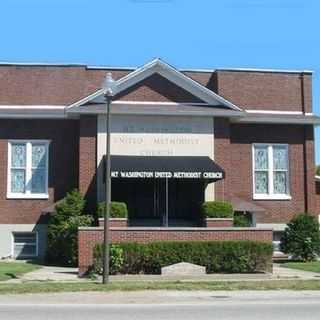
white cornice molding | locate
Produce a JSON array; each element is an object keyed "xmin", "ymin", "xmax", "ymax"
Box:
[
  {"xmin": 0, "ymin": 105, "xmax": 67, "ymax": 119},
  {"xmin": 0, "ymin": 105, "xmax": 65, "ymax": 109},
  {"xmin": 232, "ymin": 114, "xmax": 320, "ymax": 125},
  {"xmin": 67, "ymin": 103, "xmax": 243, "ymax": 118},
  {"xmin": 0, "ymin": 104, "xmax": 318, "ymax": 125},
  {"xmin": 245, "ymin": 109, "xmax": 305, "ymax": 115}
]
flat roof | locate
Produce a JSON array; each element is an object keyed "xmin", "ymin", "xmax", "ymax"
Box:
[{"xmin": 0, "ymin": 61, "xmax": 312, "ymax": 74}]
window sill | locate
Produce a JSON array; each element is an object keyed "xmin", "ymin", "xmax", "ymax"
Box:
[
  {"xmin": 253, "ymin": 194, "xmax": 292, "ymax": 201},
  {"xmin": 7, "ymin": 193, "xmax": 49, "ymax": 200}
]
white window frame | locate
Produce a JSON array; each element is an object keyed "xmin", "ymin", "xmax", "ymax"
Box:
[
  {"xmin": 7, "ymin": 140, "xmax": 50, "ymax": 199},
  {"xmin": 11, "ymin": 231, "xmax": 38, "ymax": 258},
  {"xmin": 252, "ymin": 143, "xmax": 291, "ymax": 200}
]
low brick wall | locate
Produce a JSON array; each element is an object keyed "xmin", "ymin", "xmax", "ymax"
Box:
[
  {"xmin": 205, "ymin": 218, "xmax": 233, "ymax": 228},
  {"xmin": 98, "ymin": 218, "xmax": 128, "ymax": 228},
  {"xmin": 78, "ymin": 227, "xmax": 273, "ymax": 276}
]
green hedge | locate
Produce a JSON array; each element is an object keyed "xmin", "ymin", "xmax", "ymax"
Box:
[
  {"xmin": 92, "ymin": 241, "xmax": 273, "ymax": 274},
  {"xmin": 233, "ymin": 212, "xmax": 252, "ymax": 227},
  {"xmin": 97, "ymin": 202, "xmax": 128, "ymax": 218},
  {"xmin": 201, "ymin": 201, "xmax": 234, "ymax": 218}
]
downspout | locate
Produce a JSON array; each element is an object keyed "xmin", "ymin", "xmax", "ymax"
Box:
[{"xmin": 301, "ymin": 72, "xmax": 309, "ymax": 213}]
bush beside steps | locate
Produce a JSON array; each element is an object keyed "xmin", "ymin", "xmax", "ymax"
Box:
[
  {"xmin": 97, "ymin": 202, "xmax": 128, "ymax": 218},
  {"xmin": 92, "ymin": 240, "xmax": 273, "ymax": 275},
  {"xmin": 201, "ymin": 201, "xmax": 234, "ymax": 218}
]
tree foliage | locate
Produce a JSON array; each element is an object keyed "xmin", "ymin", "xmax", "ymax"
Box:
[
  {"xmin": 46, "ymin": 190, "xmax": 93, "ymax": 266},
  {"xmin": 280, "ymin": 213, "xmax": 320, "ymax": 262}
]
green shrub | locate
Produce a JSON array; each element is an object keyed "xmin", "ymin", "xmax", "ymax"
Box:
[
  {"xmin": 92, "ymin": 244, "xmax": 124, "ymax": 275},
  {"xmin": 46, "ymin": 190, "xmax": 93, "ymax": 266},
  {"xmin": 92, "ymin": 241, "xmax": 272, "ymax": 274},
  {"xmin": 201, "ymin": 201, "xmax": 233, "ymax": 218},
  {"xmin": 97, "ymin": 202, "xmax": 128, "ymax": 218},
  {"xmin": 280, "ymin": 213, "xmax": 320, "ymax": 261},
  {"xmin": 233, "ymin": 212, "xmax": 252, "ymax": 227}
]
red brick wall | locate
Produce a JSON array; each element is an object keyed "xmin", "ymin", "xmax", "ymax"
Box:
[
  {"xmin": 79, "ymin": 115, "xmax": 97, "ymax": 211},
  {"xmin": 98, "ymin": 218, "xmax": 128, "ymax": 228},
  {"xmin": 0, "ymin": 66, "xmax": 310, "ymax": 113},
  {"xmin": 116, "ymin": 73, "xmax": 204, "ymax": 103},
  {"xmin": 215, "ymin": 123, "xmax": 317, "ymax": 223},
  {"xmin": 205, "ymin": 218, "xmax": 233, "ymax": 228},
  {"xmin": 0, "ymin": 119, "xmax": 79, "ymax": 224},
  {"xmin": 215, "ymin": 71, "xmax": 312, "ymax": 112},
  {"xmin": 304, "ymin": 126, "xmax": 317, "ymax": 214},
  {"xmin": 214, "ymin": 118, "xmax": 231, "ymax": 201},
  {"xmin": 78, "ymin": 227, "xmax": 273, "ymax": 275}
]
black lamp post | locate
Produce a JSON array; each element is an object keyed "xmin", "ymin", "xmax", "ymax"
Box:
[{"xmin": 101, "ymin": 72, "xmax": 116, "ymax": 284}]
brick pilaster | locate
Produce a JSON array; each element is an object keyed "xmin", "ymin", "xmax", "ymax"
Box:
[{"xmin": 79, "ymin": 115, "xmax": 97, "ymax": 212}]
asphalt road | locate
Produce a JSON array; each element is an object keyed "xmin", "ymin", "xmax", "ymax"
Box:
[
  {"xmin": 1, "ymin": 303, "xmax": 320, "ymax": 320},
  {"xmin": 0, "ymin": 291, "xmax": 320, "ymax": 320}
]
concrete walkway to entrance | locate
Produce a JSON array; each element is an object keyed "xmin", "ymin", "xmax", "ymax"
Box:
[
  {"xmin": 4, "ymin": 263, "xmax": 320, "ymax": 283},
  {"xmin": 272, "ymin": 263, "xmax": 320, "ymax": 279}
]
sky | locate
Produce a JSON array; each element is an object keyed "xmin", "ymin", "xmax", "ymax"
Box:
[{"xmin": 1, "ymin": 0, "xmax": 320, "ymax": 162}]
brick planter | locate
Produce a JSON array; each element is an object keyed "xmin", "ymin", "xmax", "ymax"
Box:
[
  {"xmin": 98, "ymin": 218, "xmax": 128, "ymax": 228},
  {"xmin": 205, "ymin": 218, "xmax": 233, "ymax": 228},
  {"xmin": 78, "ymin": 226, "xmax": 273, "ymax": 276}
]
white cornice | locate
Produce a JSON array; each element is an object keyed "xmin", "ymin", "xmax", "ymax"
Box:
[
  {"xmin": 232, "ymin": 114, "xmax": 320, "ymax": 125},
  {"xmin": 0, "ymin": 104, "xmax": 318, "ymax": 125},
  {"xmin": 245, "ymin": 110, "xmax": 305, "ymax": 115},
  {"xmin": 0, "ymin": 105, "xmax": 65, "ymax": 109},
  {"xmin": 0, "ymin": 105, "xmax": 67, "ymax": 119}
]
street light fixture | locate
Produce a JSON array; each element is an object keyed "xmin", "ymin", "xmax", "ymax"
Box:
[{"xmin": 101, "ymin": 72, "xmax": 116, "ymax": 284}]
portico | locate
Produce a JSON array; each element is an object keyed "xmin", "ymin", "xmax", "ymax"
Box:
[{"xmin": 67, "ymin": 59, "xmax": 241, "ymax": 227}]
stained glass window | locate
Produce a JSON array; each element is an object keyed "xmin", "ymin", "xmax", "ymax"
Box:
[
  {"xmin": 253, "ymin": 144, "xmax": 289, "ymax": 197},
  {"xmin": 11, "ymin": 143, "xmax": 26, "ymax": 193},
  {"xmin": 8, "ymin": 141, "xmax": 49, "ymax": 196},
  {"xmin": 273, "ymin": 145, "xmax": 288, "ymax": 194},
  {"xmin": 11, "ymin": 144, "xmax": 26, "ymax": 168},
  {"xmin": 274, "ymin": 172, "xmax": 287, "ymax": 194},
  {"xmin": 254, "ymin": 146, "xmax": 268, "ymax": 194},
  {"xmin": 254, "ymin": 147, "xmax": 268, "ymax": 170},
  {"xmin": 11, "ymin": 169, "xmax": 25, "ymax": 193},
  {"xmin": 255, "ymin": 172, "xmax": 268, "ymax": 194},
  {"xmin": 273, "ymin": 146, "xmax": 287, "ymax": 170}
]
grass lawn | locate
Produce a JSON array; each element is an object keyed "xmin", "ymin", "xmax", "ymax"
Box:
[
  {"xmin": 281, "ymin": 261, "xmax": 320, "ymax": 273},
  {"xmin": 0, "ymin": 262, "xmax": 41, "ymax": 281},
  {"xmin": 1, "ymin": 279, "xmax": 320, "ymax": 294}
]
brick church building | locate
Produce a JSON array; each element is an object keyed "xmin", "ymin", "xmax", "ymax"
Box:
[{"xmin": 0, "ymin": 58, "xmax": 319, "ymax": 260}]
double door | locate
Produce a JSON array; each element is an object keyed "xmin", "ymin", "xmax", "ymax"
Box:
[{"xmin": 112, "ymin": 178, "xmax": 204, "ymax": 226}]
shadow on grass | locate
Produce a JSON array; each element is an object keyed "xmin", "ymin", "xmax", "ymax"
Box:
[{"xmin": 4, "ymin": 273, "xmax": 18, "ymax": 279}]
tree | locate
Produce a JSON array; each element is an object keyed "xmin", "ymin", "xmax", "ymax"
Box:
[
  {"xmin": 280, "ymin": 213, "xmax": 320, "ymax": 261},
  {"xmin": 316, "ymin": 165, "xmax": 320, "ymax": 176},
  {"xmin": 46, "ymin": 190, "xmax": 93, "ymax": 266}
]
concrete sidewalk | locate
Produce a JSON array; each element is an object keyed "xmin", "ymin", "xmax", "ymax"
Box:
[
  {"xmin": 4, "ymin": 263, "xmax": 320, "ymax": 283},
  {"xmin": 272, "ymin": 263, "xmax": 320, "ymax": 280}
]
